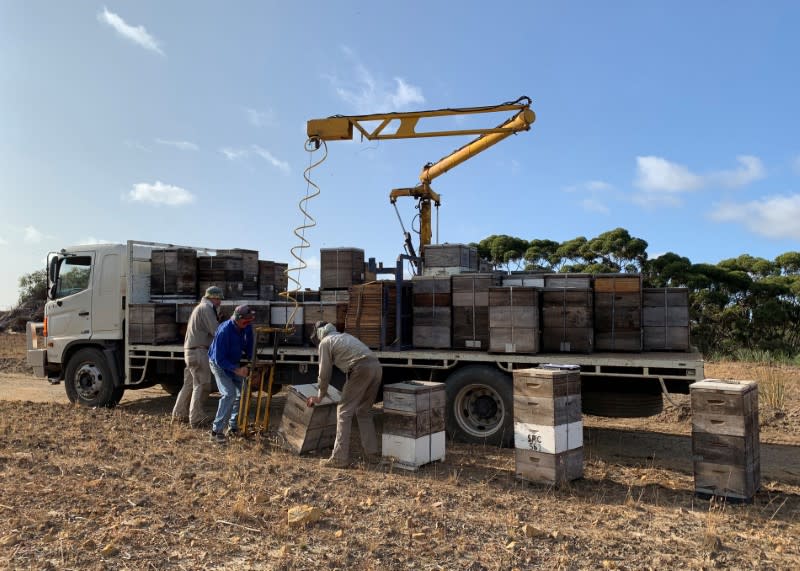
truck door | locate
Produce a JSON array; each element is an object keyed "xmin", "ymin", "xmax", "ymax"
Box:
[
  {"xmin": 90, "ymin": 250, "xmax": 122, "ymax": 338},
  {"xmin": 46, "ymin": 252, "xmax": 94, "ymax": 363}
]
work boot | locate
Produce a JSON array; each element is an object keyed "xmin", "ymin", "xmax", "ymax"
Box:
[
  {"xmin": 319, "ymin": 457, "xmax": 349, "ymax": 469},
  {"xmin": 210, "ymin": 431, "xmax": 227, "ymax": 445}
]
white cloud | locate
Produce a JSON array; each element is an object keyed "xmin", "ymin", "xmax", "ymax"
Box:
[
  {"xmin": 252, "ymin": 145, "xmax": 290, "ymax": 174},
  {"xmin": 635, "ymin": 155, "xmax": 765, "ymax": 193},
  {"xmin": 580, "ymin": 198, "xmax": 610, "ymax": 214},
  {"xmin": 563, "ymin": 180, "xmax": 613, "ymax": 193},
  {"xmin": 244, "ymin": 107, "xmax": 274, "ymax": 128},
  {"xmin": 586, "ymin": 180, "xmax": 614, "ymax": 192},
  {"xmin": 24, "ymin": 226, "xmax": 45, "ymax": 243},
  {"xmin": 155, "ymin": 139, "xmax": 199, "ymax": 151},
  {"xmin": 124, "ymin": 140, "xmax": 151, "ymax": 152},
  {"xmin": 97, "ymin": 7, "xmax": 164, "ymax": 55},
  {"xmin": 631, "ymin": 192, "xmax": 683, "ymax": 208},
  {"xmin": 0, "ymin": 236, "xmax": 7, "ymax": 245},
  {"xmin": 81, "ymin": 237, "xmax": 114, "ymax": 245},
  {"xmin": 220, "ymin": 147, "xmax": 249, "ymax": 160},
  {"xmin": 710, "ymin": 194, "xmax": 800, "ymax": 239},
  {"xmin": 328, "ymin": 46, "xmax": 425, "ymax": 112},
  {"xmin": 635, "ymin": 156, "xmax": 704, "ymax": 192},
  {"xmin": 127, "ymin": 181, "xmax": 194, "ymax": 206}
]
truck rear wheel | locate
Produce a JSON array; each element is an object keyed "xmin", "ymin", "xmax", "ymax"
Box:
[
  {"xmin": 446, "ymin": 365, "xmax": 513, "ymax": 447},
  {"xmin": 64, "ymin": 348, "xmax": 117, "ymax": 407}
]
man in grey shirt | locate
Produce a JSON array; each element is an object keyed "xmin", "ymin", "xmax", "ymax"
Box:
[
  {"xmin": 306, "ymin": 321, "xmax": 382, "ymax": 467},
  {"xmin": 172, "ymin": 286, "xmax": 223, "ymax": 427}
]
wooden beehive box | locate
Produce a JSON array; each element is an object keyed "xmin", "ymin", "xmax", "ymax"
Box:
[
  {"xmin": 690, "ymin": 379, "xmax": 760, "ymax": 501},
  {"xmin": 513, "ymin": 367, "xmax": 582, "ymax": 399},
  {"xmin": 515, "ymin": 448, "xmax": 584, "ymax": 485},
  {"xmin": 198, "ymin": 254, "xmax": 245, "ymax": 301},
  {"xmin": 150, "ymin": 248, "xmax": 197, "ymax": 297},
  {"xmin": 543, "ymin": 273, "xmax": 592, "ymax": 289},
  {"xmin": 412, "ymin": 276, "xmax": 452, "ymax": 349},
  {"xmin": 218, "ymin": 301, "xmax": 270, "ymax": 327},
  {"xmin": 320, "ymin": 248, "xmax": 365, "ymax": 290},
  {"xmin": 422, "ymin": 243, "xmax": 478, "ymax": 271},
  {"xmin": 382, "ymin": 381, "xmax": 446, "ymax": 469},
  {"xmin": 489, "ymin": 286, "xmax": 539, "ymax": 354},
  {"xmin": 594, "ymin": 294, "xmax": 642, "ymax": 352},
  {"xmin": 345, "ymin": 281, "xmax": 411, "ymax": 349},
  {"xmin": 452, "ymin": 273, "xmax": 502, "ymax": 350},
  {"xmin": 218, "ymin": 249, "xmax": 259, "ymax": 298},
  {"xmin": 501, "ymin": 273, "xmax": 546, "ymax": 288},
  {"xmin": 278, "ymin": 384, "xmax": 342, "ymax": 455},
  {"xmin": 128, "ymin": 303, "xmax": 178, "ymax": 344},
  {"xmin": 321, "ymin": 289, "xmax": 350, "ymax": 303},
  {"xmin": 303, "ymin": 302, "xmax": 347, "ymax": 344},
  {"xmin": 643, "ymin": 288, "xmax": 690, "ymax": 351},
  {"xmin": 541, "ymin": 288, "xmax": 593, "ymax": 353}
]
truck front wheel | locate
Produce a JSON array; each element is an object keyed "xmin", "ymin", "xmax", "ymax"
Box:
[
  {"xmin": 64, "ymin": 348, "xmax": 118, "ymax": 407},
  {"xmin": 446, "ymin": 365, "xmax": 513, "ymax": 447}
]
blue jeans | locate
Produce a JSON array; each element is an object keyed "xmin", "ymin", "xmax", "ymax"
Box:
[{"xmin": 210, "ymin": 361, "xmax": 243, "ymax": 434}]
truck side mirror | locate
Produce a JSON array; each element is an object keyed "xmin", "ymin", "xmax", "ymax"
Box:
[{"xmin": 47, "ymin": 255, "xmax": 59, "ymax": 300}]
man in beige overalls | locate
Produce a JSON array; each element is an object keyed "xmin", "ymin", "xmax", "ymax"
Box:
[
  {"xmin": 306, "ymin": 321, "xmax": 382, "ymax": 468},
  {"xmin": 172, "ymin": 286, "xmax": 223, "ymax": 427}
]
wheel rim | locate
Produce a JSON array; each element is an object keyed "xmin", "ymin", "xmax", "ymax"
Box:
[
  {"xmin": 72, "ymin": 362, "xmax": 104, "ymax": 401},
  {"xmin": 453, "ymin": 383, "xmax": 505, "ymax": 438}
]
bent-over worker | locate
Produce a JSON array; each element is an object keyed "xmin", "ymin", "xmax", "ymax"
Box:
[
  {"xmin": 306, "ymin": 321, "xmax": 382, "ymax": 467},
  {"xmin": 172, "ymin": 285, "xmax": 223, "ymax": 427}
]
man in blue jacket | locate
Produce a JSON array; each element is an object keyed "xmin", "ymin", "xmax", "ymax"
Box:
[{"xmin": 208, "ymin": 304, "xmax": 256, "ymax": 444}]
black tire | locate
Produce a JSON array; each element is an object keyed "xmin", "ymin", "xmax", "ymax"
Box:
[
  {"xmin": 582, "ymin": 390, "xmax": 664, "ymax": 418},
  {"xmin": 446, "ymin": 365, "xmax": 513, "ymax": 447},
  {"xmin": 64, "ymin": 347, "xmax": 118, "ymax": 407}
]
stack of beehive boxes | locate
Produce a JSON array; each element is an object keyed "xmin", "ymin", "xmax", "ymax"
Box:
[
  {"xmin": 541, "ymin": 274, "xmax": 593, "ymax": 353},
  {"xmin": 488, "ymin": 286, "xmax": 539, "ymax": 354},
  {"xmin": 411, "ymin": 276, "xmax": 452, "ymax": 349},
  {"xmin": 381, "ymin": 381, "xmax": 446, "ymax": 470},
  {"xmin": 128, "ymin": 303, "xmax": 179, "ymax": 344},
  {"xmin": 452, "ymin": 273, "xmax": 502, "ymax": 350},
  {"xmin": 690, "ymin": 379, "xmax": 760, "ymax": 501},
  {"xmin": 345, "ymin": 281, "xmax": 411, "ymax": 349},
  {"xmin": 422, "ymin": 243, "xmax": 479, "ymax": 276},
  {"xmin": 303, "ymin": 301, "xmax": 348, "ymax": 344},
  {"xmin": 513, "ymin": 367, "xmax": 583, "ymax": 484},
  {"xmin": 320, "ymin": 247, "xmax": 365, "ymax": 303},
  {"xmin": 279, "ymin": 384, "xmax": 342, "ymax": 454},
  {"xmin": 218, "ymin": 248, "xmax": 259, "ymax": 299},
  {"xmin": 594, "ymin": 274, "xmax": 642, "ymax": 352},
  {"xmin": 150, "ymin": 248, "xmax": 197, "ymax": 298},
  {"xmin": 257, "ymin": 260, "xmax": 289, "ymax": 301},
  {"xmin": 643, "ymin": 288, "xmax": 690, "ymax": 351}
]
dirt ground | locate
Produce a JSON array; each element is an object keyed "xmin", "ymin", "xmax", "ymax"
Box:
[{"xmin": 1, "ymin": 332, "xmax": 799, "ymax": 570}]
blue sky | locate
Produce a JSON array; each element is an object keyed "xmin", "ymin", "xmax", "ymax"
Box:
[{"xmin": 2, "ymin": 1, "xmax": 800, "ymax": 309}]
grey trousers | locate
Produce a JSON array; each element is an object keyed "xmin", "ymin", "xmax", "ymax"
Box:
[
  {"xmin": 330, "ymin": 357, "xmax": 382, "ymax": 462},
  {"xmin": 172, "ymin": 348, "xmax": 212, "ymax": 426}
]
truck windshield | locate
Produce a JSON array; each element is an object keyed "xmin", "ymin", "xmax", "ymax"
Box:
[{"xmin": 55, "ymin": 256, "xmax": 91, "ymax": 299}]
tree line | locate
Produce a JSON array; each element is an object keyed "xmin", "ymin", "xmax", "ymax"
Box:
[{"xmin": 475, "ymin": 228, "xmax": 800, "ymax": 358}]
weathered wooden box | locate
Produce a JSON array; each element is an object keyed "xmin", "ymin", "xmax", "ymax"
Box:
[
  {"xmin": 515, "ymin": 448, "xmax": 584, "ymax": 485},
  {"xmin": 303, "ymin": 302, "xmax": 347, "ymax": 344},
  {"xmin": 129, "ymin": 303, "xmax": 178, "ymax": 344},
  {"xmin": 412, "ymin": 276, "xmax": 452, "ymax": 349},
  {"xmin": 452, "ymin": 273, "xmax": 502, "ymax": 350},
  {"xmin": 513, "ymin": 368, "xmax": 582, "ymax": 399},
  {"xmin": 691, "ymin": 379, "xmax": 760, "ymax": 500},
  {"xmin": 279, "ymin": 384, "xmax": 342, "ymax": 455},
  {"xmin": 514, "ymin": 395, "xmax": 582, "ymax": 426},
  {"xmin": 150, "ymin": 248, "xmax": 197, "ymax": 297},
  {"xmin": 321, "ymin": 289, "xmax": 350, "ymax": 303},
  {"xmin": 384, "ymin": 380, "xmax": 446, "ymax": 413},
  {"xmin": 198, "ymin": 254, "xmax": 245, "ymax": 300},
  {"xmin": 422, "ymin": 243, "xmax": 478, "ymax": 270},
  {"xmin": 218, "ymin": 249, "xmax": 259, "ymax": 298},
  {"xmin": 320, "ymin": 248, "xmax": 365, "ymax": 290},
  {"xmin": 543, "ymin": 273, "xmax": 592, "ymax": 289},
  {"xmin": 382, "ymin": 381, "xmax": 446, "ymax": 469},
  {"xmin": 643, "ymin": 288, "xmax": 690, "ymax": 351},
  {"xmin": 345, "ymin": 282, "xmax": 411, "ymax": 349},
  {"xmin": 594, "ymin": 292, "xmax": 642, "ymax": 352},
  {"xmin": 258, "ymin": 260, "xmax": 289, "ymax": 299},
  {"xmin": 489, "ymin": 286, "xmax": 539, "ymax": 354},
  {"xmin": 501, "ymin": 273, "xmax": 546, "ymax": 288},
  {"xmin": 381, "ymin": 431, "xmax": 446, "ymax": 470},
  {"xmin": 541, "ymin": 288, "xmax": 593, "ymax": 353}
]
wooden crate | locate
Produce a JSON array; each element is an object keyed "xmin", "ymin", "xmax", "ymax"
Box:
[
  {"xmin": 541, "ymin": 288, "xmax": 593, "ymax": 353},
  {"xmin": 278, "ymin": 384, "xmax": 341, "ymax": 455},
  {"xmin": 176, "ymin": 302, "xmax": 196, "ymax": 324},
  {"xmin": 320, "ymin": 248, "xmax": 365, "ymax": 290},
  {"xmin": 303, "ymin": 302, "xmax": 347, "ymax": 344},
  {"xmin": 345, "ymin": 282, "xmax": 411, "ymax": 349},
  {"xmin": 489, "ymin": 286, "xmax": 539, "ymax": 354},
  {"xmin": 501, "ymin": 273, "xmax": 546, "ymax": 288},
  {"xmin": 690, "ymin": 379, "xmax": 760, "ymax": 500},
  {"xmin": 513, "ymin": 368, "xmax": 581, "ymax": 399},
  {"xmin": 128, "ymin": 303, "xmax": 178, "ymax": 344},
  {"xmin": 513, "ymin": 421, "xmax": 583, "ymax": 454},
  {"xmin": 643, "ymin": 288, "xmax": 690, "ymax": 351},
  {"xmin": 321, "ymin": 289, "xmax": 350, "ymax": 303},
  {"xmin": 258, "ymin": 260, "xmax": 289, "ymax": 298},
  {"xmin": 543, "ymin": 273, "xmax": 592, "ymax": 289},
  {"xmin": 218, "ymin": 249, "xmax": 259, "ymax": 298},
  {"xmin": 218, "ymin": 301, "xmax": 270, "ymax": 327},
  {"xmin": 593, "ymin": 273, "xmax": 642, "ymax": 294},
  {"xmin": 382, "ymin": 409, "xmax": 445, "ymax": 438},
  {"xmin": 383, "ymin": 380, "xmax": 446, "ymax": 413},
  {"xmin": 515, "ymin": 448, "xmax": 583, "ymax": 485},
  {"xmin": 412, "ymin": 277, "xmax": 452, "ymax": 349},
  {"xmin": 150, "ymin": 248, "xmax": 197, "ymax": 297},
  {"xmin": 423, "ymin": 243, "xmax": 478, "ymax": 270},
  {"xmin": 594, "ymin": 292, "xmax": 642, "ymax": 352},
  {"xmin": 381, "ymin": 431, "xmax": 446, "ymax": 470},
  {"xmin": 452, "ymin": 273, "xmax": 501, "ymax": 350},
  {"xmin": 514, "ymin": 395, "xmax": 582, "ymax": 426}
]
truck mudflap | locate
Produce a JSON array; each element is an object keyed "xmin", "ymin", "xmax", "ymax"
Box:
[{"xmin": 25, "ymin": 321, "xmax": 47, "ymax": 378}]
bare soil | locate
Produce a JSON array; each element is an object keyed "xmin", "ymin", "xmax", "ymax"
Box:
[{"xmin": 1, "ymin": 331, "xmax": 799, "ymax": 570}]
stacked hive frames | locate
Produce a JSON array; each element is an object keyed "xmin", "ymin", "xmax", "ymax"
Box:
[{"xmin": 381, "ymin": 381, "xmax": 446, "ymax": 470}]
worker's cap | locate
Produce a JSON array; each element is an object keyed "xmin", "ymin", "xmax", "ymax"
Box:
[
  {"xmin": 233, "ymin": 305, "xmax": 256, "ymax": 321},
  {"xmin": 309, "ymin": 321, "xmax": 329, "ymax": 342},
  {"xmin": 204, "ymin": 286, "xmax": 224, "ymax": 300}
]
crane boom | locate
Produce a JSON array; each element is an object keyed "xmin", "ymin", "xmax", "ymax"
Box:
[{"xmin": 306, "ymin": 97, "xmax": 536, "ymax": 265}]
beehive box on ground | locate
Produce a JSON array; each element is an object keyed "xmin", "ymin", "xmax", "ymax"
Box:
[
  {"xmin": 279, "ymin": 384, "xmax": 342, "ymax": 455},
  {"xmin": 643, "ymin": 287, "xmax": 690, "ymax": 351},
  {"xmin": 691, "ymin": 379, "xmax": 760, "ymax": 501},
  {"xmin": 382, "ymin": 381, "xmax": 446, "ymax": 470},
  {"xmin": 488, "ymin": 286, "xmax": 539, "ymax": 354}
]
